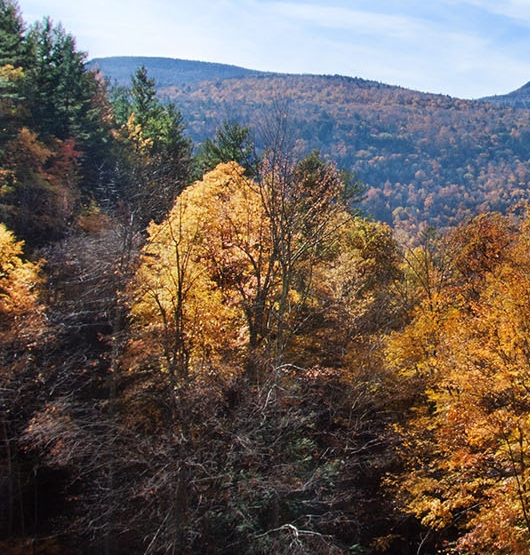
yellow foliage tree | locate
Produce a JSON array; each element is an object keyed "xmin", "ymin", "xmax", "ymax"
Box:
[
  {"xmin": 0, "ymin": 222, "xmax": 45, "ymax": 349},
  {"xmin": 128, "ymin": 162, "xmax": 252, "ymax": 392},
  {"xmin": 387, "ymin": 212, "xmax": 530, "ymax": 554},
  {"xmin": 127, "ymin": 155, "xmax": 365, "ymax": 388}
]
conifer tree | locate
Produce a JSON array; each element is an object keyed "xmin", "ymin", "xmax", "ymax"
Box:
[
  {"xmin": 194, "ymin": 119, "xmax": 257, "ymax": 177},
  {"xmin": 25, "ymin": 18, "xmax": 96, "ymax": 141},
  {"xmin": 110, "ymin": 65, "xmax": 192, "ymax": 226},
  {"xmin": 0, "ymin": 0, "xmax": 28, "ymax": 68}
]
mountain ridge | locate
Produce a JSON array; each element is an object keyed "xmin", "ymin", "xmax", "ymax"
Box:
[
  {"xmin": 90, "ymin": 56, "xmax": 530, "ymax": 236},
  {"xmin": 88, "ymin": 56, "xmax": 272, "ymax": 88},
  {"xmin": 90, "ymin": 55, "xmax": 529, "ymax": 100},
  {"xmin": 481, "ymin": 81, "xmax": 530, "ymax": 107}
]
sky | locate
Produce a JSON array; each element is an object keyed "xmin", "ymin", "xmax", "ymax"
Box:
[{"xmin": 15, "ymin": 0, "xmax": 530, "ymax": 99}]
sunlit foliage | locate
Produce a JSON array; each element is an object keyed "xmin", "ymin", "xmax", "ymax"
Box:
[{"xmin": 387, "ymin": 211, "xmax": 530, "ymax": 554}]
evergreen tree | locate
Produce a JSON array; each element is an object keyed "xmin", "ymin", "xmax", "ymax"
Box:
[
  {"xmin": 194, "ymin": 119, "xmax": 257, "ymax": 178},
  {"xmin": 110, "ymin": 65, "xmax": 192, "ymax": 225},
  {"xmin": 0, "ymin": 1, "xmax": 29, "ymax": 147},
  {"xmin": 0, "ymin": 0, "xmax": 28, "ymax": 68},
  {"xmin": 130, "ymin": 64, "xmax": 158, "ymax": 129},
  {"xmin": 0, "ymin": 12, "xmax": 113, "ymax": 244},
  {"xmin": 25, "ymin": 18, "xmax": 94, "ymax": 141}
]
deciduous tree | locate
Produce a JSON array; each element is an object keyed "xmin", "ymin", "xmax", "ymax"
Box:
[
  {"xmin": 0, "ymin": 223, "xmax": 45, "ymax": 539},
  {"xmin": 386, "ymin": 212, "xmax": 530, "ymax": 554}
]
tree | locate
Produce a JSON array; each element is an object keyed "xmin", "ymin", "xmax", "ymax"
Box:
[
  {"xmin": 0, "ymin": 63, "xmax": 25, "ymax": 147},
  {"xmin": 0, "ymin": 11, "xmax": 113, "ymax": 239},
  {"xmin": 109, "ymin": 65, "xmax": 192, "ymax": 226},
  {"xmin": 194, "ymin": 119, "xmax": 257, "ymax": 178},
  {"xmin": 0, "ymin": 0, "xmax": 28, "ymax": 69},
  {"xmin": 292, "ymin": 216, "xmax": 402, "ymax": 369},
  {"xmin": 129, "ymin": 65, "xmax": 157, "ymax": 129},
  {"xmin": 25, "ymin": 18, "xmax": 95, "ymax": 141},
  {"xmin": 0, "ymin": 1, "xmax": 29, "ymax": 148},
  {"xmin": 256, "ymin": 149, "xmax": 354, "ymax": 364},
  {"xmin": 0, "ymin": 126, "xmax": 80, "ymax": 246},
  {"xmin": 128, "ymin": 162, "xmax": 255, "ymax": 399},
  {"xmin": 0, "ymin": 222, "xmax": 44, "ymax": 351},
  {"xmin": 0, "ymin": 223, "xmax": 45, "ymax": 539},
  {"xmin": 386, "ymin": 212, "xmax": 530, "ymax": 554},
  {"xmin": 128, "ymin": 148, "xmax": 365, "ymax": 385}
]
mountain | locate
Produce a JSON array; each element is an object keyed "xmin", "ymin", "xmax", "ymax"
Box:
[
  {"xmin": 88, "ymin": 56, "xmax": 269, "ymax": 88},
  {"xmin": 481, "ymin": 81, "xmax": 530, "ymax": 108},
  {"xmin": 91, "ymin": 56, "xmax": 530, "ymax": 236}
]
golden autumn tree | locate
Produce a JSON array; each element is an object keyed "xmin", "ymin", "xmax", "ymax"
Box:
[
  {"xmin": 0, "ymin": 223, "xmax": 46, "ymax": 539},
  {"xmin": 127, "ymin": 161, "xmax": 265, "ymax": 401},
  {"xmin": 0, "ymin": 222, "xmax": 45, "ymax": 348},
  {"xmin": 127, "ymin": 153, "xmax": 361, "ymax": 389},
  {"xmin": 286, "ymin": 216, "xmax": 401, "ymax": 368},
  {"xmin": 386, "ymin": 212, "xmax": 530, "ymax": 554}
]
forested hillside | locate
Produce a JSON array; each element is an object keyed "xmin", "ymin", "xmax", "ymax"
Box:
[
  {"xmin": 95, "ymin": 56, "xmax": 530, "ymax": 237},
  {"xmin": 165, "ymin": 74, "xmax": 530, "ymax": 237},
  {"xmin": 4, "ymin": 2, "xmax": 530, "ymax": 554}
]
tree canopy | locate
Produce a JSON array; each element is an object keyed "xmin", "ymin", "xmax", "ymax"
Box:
[{"xmin": 6, "ymin": 4, "xmax": 530, "ymax": 555}]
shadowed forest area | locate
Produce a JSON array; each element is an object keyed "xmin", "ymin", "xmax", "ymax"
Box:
[{"xmin": 4, "ymin": 2, "xmax": 530, "ymax": 554}]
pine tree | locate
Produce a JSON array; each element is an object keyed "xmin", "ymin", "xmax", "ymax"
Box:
[
  {"xmin": 109, "ymin": 65, "xmax": 192, "ymax": 225},
  {"xmin": 0, "ymin": 0, "xmax": 28, "ymax": 68},
  {"xmin": 25, "ymin": 18, "xmax": 94, "ymax": 141},
  {"xmin": 194, "ymin": 119, "xmax": 257, "ymax": 178}
]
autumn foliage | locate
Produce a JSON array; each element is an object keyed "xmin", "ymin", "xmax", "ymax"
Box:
[
  {"xmin": 386, "ymin": 211, "xmax": 530, "ymax": 553},
  {"xmin": 6, "ymin": 2, "xmax": 530, "ymax": 554}
]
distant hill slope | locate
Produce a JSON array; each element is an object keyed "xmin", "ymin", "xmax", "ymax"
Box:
[
  {"xmin": 91, "ymin": 56, "xmax": 530, "ymax": 236},
  {"xmin": 481, "ymin": 82, "xmax": 530, "ymax": 108},
  {"xmin": 88, "ymin": 56, "xmax": 268, "ymax": 88}
]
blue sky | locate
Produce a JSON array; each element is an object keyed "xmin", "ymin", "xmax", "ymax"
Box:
[{"xmin": 16, "ymin": 0, "xmax": 530, "ymax": 99}]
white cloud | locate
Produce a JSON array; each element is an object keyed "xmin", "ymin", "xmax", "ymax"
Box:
[
  {"xmin": 458, "ymin": 0, "xmax": 530, "ymax": 25},
  {"xmin": 268, "ymin": 2, "xmax": 425, "ymax": 39}
]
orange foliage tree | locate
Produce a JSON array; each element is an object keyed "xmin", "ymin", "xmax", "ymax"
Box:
[{"xmin": 387, "ymin": 212, "xmax": 530, "ymax": 554}]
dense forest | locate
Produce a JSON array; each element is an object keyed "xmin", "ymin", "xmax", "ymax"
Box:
[
  {"xmin": 92, "ymin": 56, "xmax": 530, "ymax": 238},
  {"xmin": 4, "ymin": 1, "xmax": 530, "ymax": 554}
]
